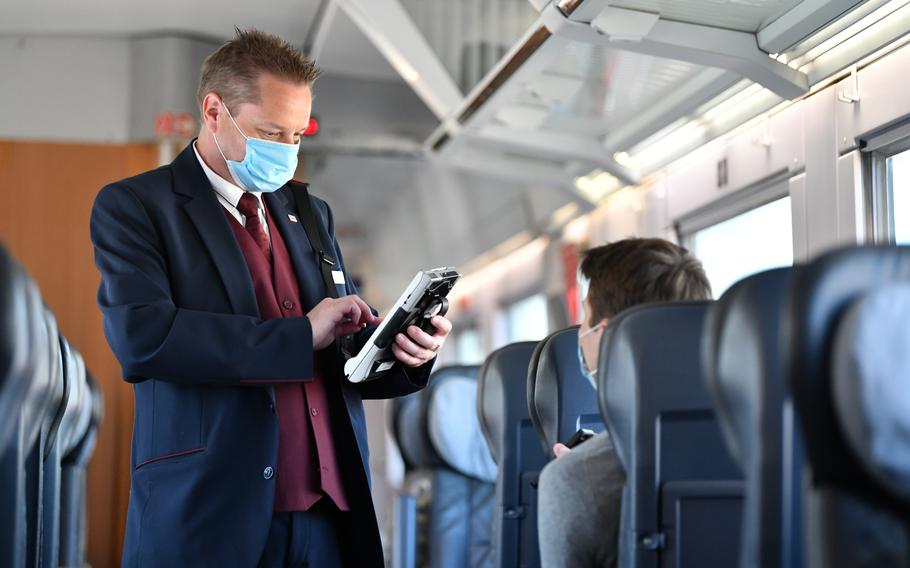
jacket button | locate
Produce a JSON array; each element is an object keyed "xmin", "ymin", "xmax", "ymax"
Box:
[
  {"xmin": 311, "ymin": 407, "xmax": 318, "ymax": 417},
  {"xmin": 263, "ymin": 466, "xmax": 274, "ymax": 480},
  {"xmin": 282, "ymin": 299, "xmax": 294, "ymax": 310}
]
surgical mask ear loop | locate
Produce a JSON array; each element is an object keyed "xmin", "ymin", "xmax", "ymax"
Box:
[
  {"xmin": 209, "ymin": 101, "xmax": 245, "ymax": 184},
  {"xmin": 579, "ymin": 320, "xmax": 606, "ymax": 375},
  {"xmin": 221, "ymin": 103, "xmax": 250, "ymax": 140}
]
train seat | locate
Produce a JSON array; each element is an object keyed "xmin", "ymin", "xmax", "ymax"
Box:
[
  {"xmin": 703, "ymin": 268, "xmax": 805, "ymax": 568},
  {"xmin": 527, "ymin": 326, "xmax": 604, "ymax": 459},
  {"xmin": 0, "ymin": 245, "xmax": 59, "ymax": 568},
  {"xmin": 786, "ymin": 247, "xmax": 910, "ymax": 568},
  {"xmin": 423, "ymin": 365, "xmax": 496, "ymax": 568},
  {"xmin": 599, "ymin": 301, "xmax": 743, "ymax": 568},
  {"xmin": 477, "ymin": 342, "xmax": 547, "ymax": 568},
  {"xmin": 59, "ymin": 370, "xmax": 102, "ymax": 568}
]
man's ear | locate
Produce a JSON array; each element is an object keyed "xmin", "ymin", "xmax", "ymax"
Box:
[{"xmin": 200, "ymin": 93, "xmax": 223, "ymax": 131}]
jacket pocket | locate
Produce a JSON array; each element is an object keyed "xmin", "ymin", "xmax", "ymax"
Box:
[{"xmin": 135, "ymin": 446, "xmax": 206, "ymax": 470}]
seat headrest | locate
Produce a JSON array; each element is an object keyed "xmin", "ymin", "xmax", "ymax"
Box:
[
  {"xmin": 833, "ymin": 284, "xmax": 910, "ymax": 502},
  {"xmin": 41, "ymin": 308, "xmax": 70, "ymax": 455},
  {"xmin": 423, "ymin": 366, "xmax": 496, "ymax": 482},
  {"xmin": 702, "ymin": 268, "xmax": 792, "ymax": 470},
  {"xmin": 58, "ymin": 338, "xmax": 90, "ymax": 457},
  {"xmin": 477, "ymin": 341, "xmax": 539, "ymax": 464},
  {"xmin": 785, "ymin": 246, "xmax": 910, "ymax": 492},
  {"xmin": 65, "ymin": 371, "xmax": 104, "ymax": 466},
  {"xmin": 528, "ymin": 326, "xmax": 601, "ymax": 458},
  {"xmin": 597, "ymin": 301, "xmax": 713, "ymax": 471},
  {"xmin": 391, "ymin": 391, "xmax": 440, "ymax": 471}
]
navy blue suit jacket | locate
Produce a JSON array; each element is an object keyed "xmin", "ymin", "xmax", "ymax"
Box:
[{"xmin": 90, "ymin": 143, "xmax": 432, "ymax": 567}]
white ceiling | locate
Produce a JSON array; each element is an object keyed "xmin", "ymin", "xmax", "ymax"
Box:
[
  {"xmin": 0, "ymin": 0, "xmax": 320, "ymax": 43},
  {"xmin": 610, "ymin": 0, "xmax": 806, "ymax": 32}
]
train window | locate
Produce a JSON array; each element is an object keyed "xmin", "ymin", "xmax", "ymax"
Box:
[
  {"xmin": 503, "ymin": 293, "xmax": 549, "ymax": 342},
  {"xmin": 869, "ymin": 145, "xmax": 910, "ymax": 244},
  {"xmin": 864, "ymin": 123, "xmax": 910, "ymax": 243},
  {"xmin": 689, "ymin": 196, "xmax": 793, "ymax": 296},
  {"xmin": 453, "ymin": 327, "xmax": 484, "ymax": 364},
  {"xmin": 891, "ymin": 149, "xmax": 910, "ymax": 244}
]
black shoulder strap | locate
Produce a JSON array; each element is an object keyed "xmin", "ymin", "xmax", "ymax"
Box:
[{"xmin": 289, "ymin": 180, "xmax": 339, "ymax": 299}]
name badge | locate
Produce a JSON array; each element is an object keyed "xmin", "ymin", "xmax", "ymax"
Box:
[{"xmin": 332, "ymin": 270, "xmax": 345, "ymax": 285}]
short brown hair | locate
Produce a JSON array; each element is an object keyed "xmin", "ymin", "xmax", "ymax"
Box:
[
  {"xmin": 580, "ymin": 238, "xmax": 711, "ymax": 323},
  {"xmin": 196, "ymin": 27, "xmax": 321, "ymax": 109}
]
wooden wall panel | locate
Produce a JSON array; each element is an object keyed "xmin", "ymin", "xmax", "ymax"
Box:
[{"xmin": 0, "ymin": 140, "xmax": 158, "ymax": 568}]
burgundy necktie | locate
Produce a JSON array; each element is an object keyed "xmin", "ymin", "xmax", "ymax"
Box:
[{"xmin": 236, "ymin": 193, "xmax": 271, "ymax": 261}]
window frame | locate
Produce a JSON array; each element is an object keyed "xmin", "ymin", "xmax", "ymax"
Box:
[
  {"xmin": 674, "ymin": 170, "xmax": 792, "ymax": 246},
  {"xmin": 861, "ymin": 120, "xmax": 910, "ymax": 244}
]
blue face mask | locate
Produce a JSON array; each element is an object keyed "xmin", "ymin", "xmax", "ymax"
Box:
[
  {"xmin": 212, "ymin": 103, "xmax": 300, "ymax": 193},
  {"xmin": 577, "ymin": 322, "xmax": 603, "ymax": 391}
]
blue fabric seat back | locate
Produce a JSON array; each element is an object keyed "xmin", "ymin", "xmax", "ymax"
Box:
[
  {"xmin": 393, "ymin": 390, "xmax": 441, "ymax": 472},
  {"xmin": 703, "ymin": 268, "xmax": 805, "ymax": 568},
  {"xmin": 477, "ymin": 342, "xmax": 546, "ymax": 568},
  {"xmin": 390, "ymin": 366, "xmax": 496, "ymax": 568},
  {"xmin": 784, "ymin": 246, "xmax": 910, "ymax": 567},
  {"xmin": 598, "ymin": 301, "xmax": 743, "ymax": 568},
  {"xmin": 422, "ymin": 366, "xmax": 496, "ymax": 568},
  {"xmin": 527, "ymin": 326, "xmax": 604, "ymax": 458}
]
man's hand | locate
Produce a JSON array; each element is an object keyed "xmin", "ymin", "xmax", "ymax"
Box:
[
  {"xmin": 553, "ymin": 443, "xmax": 571, "ymax": 458},
  {"xmin": 307, "ymin": 295, "xmax": 381, "ymax": 350},
  {"xmin": 391, "ymin": 315, "xmax": 453, "ymax": 368}
]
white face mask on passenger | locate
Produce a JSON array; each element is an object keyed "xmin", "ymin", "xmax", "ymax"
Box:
[{"xmin": 577, "ymin": 322, "xmax": 604, "ymax": 390}]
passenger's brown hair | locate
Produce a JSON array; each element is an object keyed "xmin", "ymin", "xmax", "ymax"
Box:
[
  {"xmin": 580, "ymin": 238, "xmax": 712, "ymax": 323},
  {"xmin": 196, "ymin": 27, "xmax": 321, "ymax": 109}
]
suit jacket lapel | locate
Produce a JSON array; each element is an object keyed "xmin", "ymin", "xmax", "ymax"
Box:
[
  {"xmin": 172, "ymin": 143, "xmax": 260, "ymax": 318},
  {"xmin": 265, "ymin": 190, "xmax": 327, "ymax": 311}
]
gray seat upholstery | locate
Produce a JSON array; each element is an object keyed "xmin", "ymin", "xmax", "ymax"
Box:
[
  {"xmin": 785, "ymin": 246, "xmax": 910, "ymax": 568},
  {"xmin": 477, "ymin": 342, "xmax": 546, "ymax": 568},
  {"xmin": 598, "ymin": 301, "xmax": 743, "ymax": 568},
  {"xmin": 391, "ymin": 365, "xmax": 496, "ymax": 568},
  {"xmin": 703, "ymin": 268, "xmax": 805, "ymax": 568},
  {"xmin": 527, "ymin": 326, "xmax": 604, "ymax": 459}
]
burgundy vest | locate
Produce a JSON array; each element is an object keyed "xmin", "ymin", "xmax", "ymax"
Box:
[{"xmin": 224, "ymin": 202, "xmax": 350, "ymax": 513}]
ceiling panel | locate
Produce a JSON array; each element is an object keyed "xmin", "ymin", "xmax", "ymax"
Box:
[
  {"xmin": 0, "ymin": 0, "xmax": 321, "ymax": 43},
  {"xmin": 503, "ymin": 42, "xmax": 708, "ymax": 138},
  {"xmin": 608, "ymin": 0, "xmax": 806, "ymax": 32}
]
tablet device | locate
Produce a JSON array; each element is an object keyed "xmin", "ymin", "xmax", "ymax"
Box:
[{"xmin": 344, "ymin": 267, "xmax": 460, "ymax": 383}]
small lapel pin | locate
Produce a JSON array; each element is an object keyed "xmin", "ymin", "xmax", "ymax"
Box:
[{"xmin": 288, "ymin": 214, "xmax": 298, "ymax": 223}]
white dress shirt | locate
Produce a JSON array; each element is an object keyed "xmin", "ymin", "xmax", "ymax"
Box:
[{"xmin": 192, "ymin": 142, "xmax": 271, "ymax": 247}]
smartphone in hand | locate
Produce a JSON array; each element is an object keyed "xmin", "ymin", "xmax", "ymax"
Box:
[{"xmin": 565, "ymin": 428, "xmax": 595, "ymax": 449}]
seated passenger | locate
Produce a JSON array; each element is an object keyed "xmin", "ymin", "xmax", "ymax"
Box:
[{"xmin": 538, "ymin": 238, "xmax": 711, "ymax": 568}]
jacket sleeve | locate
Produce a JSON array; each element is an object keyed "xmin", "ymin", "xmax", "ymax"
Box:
[
  {"xmin": 90, "ymin": 182, "xmax": 315, "ymax": 385},
  {"xmin": 321, "ymin": 199, "xmax": 435, "ymax": 400}
]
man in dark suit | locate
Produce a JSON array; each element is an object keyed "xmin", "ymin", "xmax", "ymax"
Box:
[{"xmin": 90, "ymin": 28, "xmax": 451, "ymax": 567}]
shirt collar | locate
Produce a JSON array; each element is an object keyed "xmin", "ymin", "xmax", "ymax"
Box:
[{"xmin": 192, "ymin": 141, "xmax": 263, "ymax": 212}]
